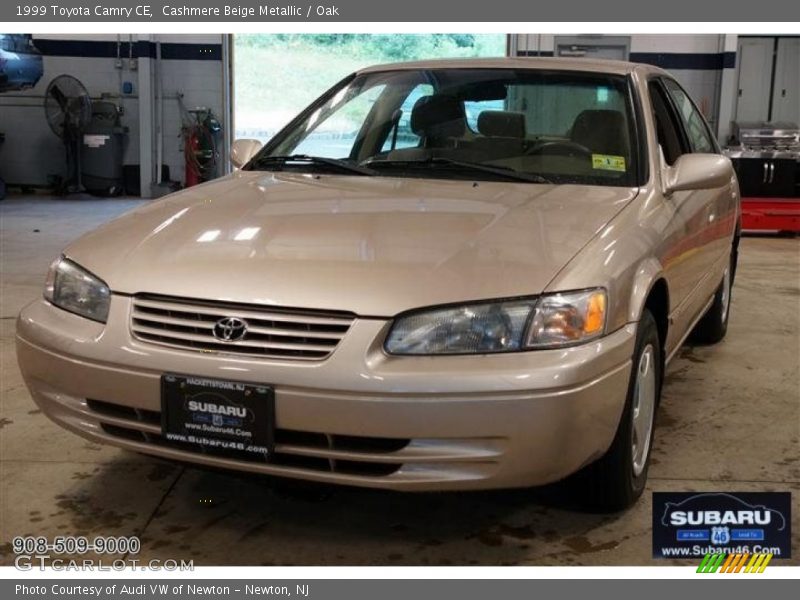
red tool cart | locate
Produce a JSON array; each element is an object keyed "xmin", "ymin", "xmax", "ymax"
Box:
[{"xmin": 725, "ymin": 122, "xmax": 800, "ymax": 234}]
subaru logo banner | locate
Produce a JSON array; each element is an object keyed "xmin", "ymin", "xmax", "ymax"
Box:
[{"xmin": 652, "ymin": 492, "xmax": 791, "ymax": 559}]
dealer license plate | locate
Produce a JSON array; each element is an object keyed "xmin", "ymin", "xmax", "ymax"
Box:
[{"xmin": 160, "ymin": 374, "xmax": 274, "ymax": 457}]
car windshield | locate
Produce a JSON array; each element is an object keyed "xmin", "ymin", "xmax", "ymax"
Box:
[{"xmin": 249, "ymin": 68, "xmax": 639, "ymax": 186}]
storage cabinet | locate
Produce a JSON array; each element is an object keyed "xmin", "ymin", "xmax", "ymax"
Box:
[
  {"xmin": 731, "ymin": 158, "xmax": 798, "ymax": 198},
  {"xmin": 771, "ymin": 38, "xmax": 800, "ymax": 125},
  {"xmin": 736, "ymin": 37, "xmax": 800, "ymax": 125},
  {"xmin": 736, "ymin": 38, "xmax": 774, "ymax": 122}
]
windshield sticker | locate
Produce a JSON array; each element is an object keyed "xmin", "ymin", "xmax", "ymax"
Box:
[{"xmin": 592, "ymin": 154, "xmax": 626, "ymax": 172}]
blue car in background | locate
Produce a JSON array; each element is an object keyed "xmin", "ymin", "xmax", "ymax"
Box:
[
  {"xmin": 0, "ymin": 34, "xmax": 43, "ymax": 198},
  {"xmin": 0, "ymin": 34, "xmax": 43, "ymax": 92}
]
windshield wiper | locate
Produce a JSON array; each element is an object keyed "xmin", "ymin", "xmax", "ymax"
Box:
[
  {"xmin": 362, "ymin": 157, "xmax": 552, "ymax": 184},
  {"xmin": 249, "ymin": 154, "xmax": 377, "ymax": 177}
]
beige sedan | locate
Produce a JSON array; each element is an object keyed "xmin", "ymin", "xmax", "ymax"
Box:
[{"xmin": 16, "ymin": 58, "xmax": 740, "ymax": 510}]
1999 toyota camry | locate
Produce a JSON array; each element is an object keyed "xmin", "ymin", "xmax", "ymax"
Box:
[{"xmin": 16, "ymin": 58, "xmax": 740, "ymax": 510}]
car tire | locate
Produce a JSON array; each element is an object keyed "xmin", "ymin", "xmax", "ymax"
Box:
[
  {"xmin": 690, "ymin": 251, "xmax": 733, "ymax": 345},
  {"xmin": 573, "ymin": 309, "xmax": 662, "ymax": 512}
]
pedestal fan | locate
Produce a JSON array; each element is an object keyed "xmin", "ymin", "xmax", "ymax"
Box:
[{"xmin": 44, "ymin": 74, "xmax": 92, "ymax": 194}]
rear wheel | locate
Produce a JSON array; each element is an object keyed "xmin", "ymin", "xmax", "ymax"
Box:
[
  {"xmin": 574, "ymin": 309, "xmax": 662, "ymax": 511},
  {"xmin": 690, "ymin": 252, "xmax": 733, "ymax": 344}
]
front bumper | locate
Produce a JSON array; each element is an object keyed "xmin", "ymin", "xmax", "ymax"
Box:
[{"xmin": 16, "ymin": 295, "xmax": 635, "ymax": 491}]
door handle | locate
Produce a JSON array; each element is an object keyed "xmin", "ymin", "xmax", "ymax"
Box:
[
  {"xmin": 769, "ymin": 162, "xmax": 775, "ymax": 184},
  {"xmin": 763, "ymin": 162, "xmax": 769, "ymax": 183}
]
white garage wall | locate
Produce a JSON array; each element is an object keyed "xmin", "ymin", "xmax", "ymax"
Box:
[
  {"xmin": 513, "ymin": 34, "xmax": 739, "ymax": 142},
  {"xmin": 0, "ymin": 34, "xmax": 133, "ymax": 188},
  {"xmin": 0, "ymin": 34, "xmax": 225, "ymax": 195}
]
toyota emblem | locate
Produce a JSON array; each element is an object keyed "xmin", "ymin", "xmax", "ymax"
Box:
[{"xmin": 212, "ymin": 317, "xmax": 248, "ymax": 342}]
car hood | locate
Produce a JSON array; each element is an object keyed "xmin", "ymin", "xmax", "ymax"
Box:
[{"xmin": 66, "ymin": 171, "xmax": 637, "ymax": 316}]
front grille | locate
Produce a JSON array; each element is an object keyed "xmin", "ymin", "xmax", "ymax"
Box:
[
  {"xmin": 87, "ymin": 398, "xmax": 407, "ymax": 478},
  {"xmin": 87, "ymin": 398, "xmax": 160, "ymax": 424},
  {"xmin": 130, "ymin": 294, "xmax": 355, "ymax": 360}
]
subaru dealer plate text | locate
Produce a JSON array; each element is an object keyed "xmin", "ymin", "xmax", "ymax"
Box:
[{"xmin": 161, "ymin": 374, "xmax": 274, "ymax": 458}]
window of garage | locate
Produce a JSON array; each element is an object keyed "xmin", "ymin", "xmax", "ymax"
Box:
[{"xmin": 232, "ymin": 34, "xmax": 508, "ymax": 143}]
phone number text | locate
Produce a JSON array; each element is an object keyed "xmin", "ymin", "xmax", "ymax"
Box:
[{"xmin": 12, "ymin": 536, "xmax": 141, "ymax": 555}]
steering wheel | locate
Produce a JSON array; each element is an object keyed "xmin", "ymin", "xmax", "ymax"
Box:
[{"xmin": 526, "ymin": 140, "xmax": 593, "ymax": 158}]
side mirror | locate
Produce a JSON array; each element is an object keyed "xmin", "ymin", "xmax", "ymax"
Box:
[
  {"xmin": 664, "ymin": 153, "xmax": 733, "ymax": 194},
  {"xmin": 230, "ymin": 139, "xmax": 263, "ymax": 169}
]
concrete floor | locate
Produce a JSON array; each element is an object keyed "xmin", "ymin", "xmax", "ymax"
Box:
[{"xmin": 1, "ymin": 195, "xmax": 798, "ymax": 566}]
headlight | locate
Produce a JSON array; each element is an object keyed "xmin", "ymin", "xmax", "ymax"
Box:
[
  {"xmin": 44, "ymin": 257, "xmax": 111, "ymax": 323},
  {"xmin": 385, "ymin": 288, "xmax": 606, "ymax": 355}
]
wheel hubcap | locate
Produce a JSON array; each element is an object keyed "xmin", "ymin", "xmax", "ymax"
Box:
[
  {"xmin": 720, "ymin": 266, "xmax": 731, "ymax": 325},
  {"xmin": 631, "ymin": 344, "xmax": 656, "ymax": 477}
]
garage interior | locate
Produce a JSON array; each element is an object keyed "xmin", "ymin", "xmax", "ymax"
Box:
[{"xmin": 0, "ymin": 33, "xmax": 798, "ymax": 565}]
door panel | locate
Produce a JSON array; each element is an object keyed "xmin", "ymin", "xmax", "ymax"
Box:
[
  {"xmin": 771, "ymin": 38, "xmax": 800, "ymax": 124},
  {"xmin": 663, "ymin": 78, "xmax": 734, "ymax": 279},
  {"xmin": 736, "ymin": 38, "xmax": 774, "ymax": 122},
  {"xmin": 650, "ymin": 79, "xmax": 729, "ymax": 354},
  {"xmin": 663, "ymin": 188, "xmax": 724, "ymax": 352}
]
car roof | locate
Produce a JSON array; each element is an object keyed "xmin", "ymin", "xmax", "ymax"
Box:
[{"xmin": 357, "ymin": 57, "xmax": 668, "ymax": 78}]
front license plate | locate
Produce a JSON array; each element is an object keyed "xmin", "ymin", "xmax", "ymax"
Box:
[{"xmin": 161, "ymin": 374, "xmax": 274, "ymax": 458}]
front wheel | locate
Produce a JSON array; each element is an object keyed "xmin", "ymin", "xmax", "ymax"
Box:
[{"xmin": 573, "ymin": 309, "xmax": 662, "ymax": 511}]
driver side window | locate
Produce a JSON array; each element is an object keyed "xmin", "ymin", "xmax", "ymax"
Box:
[
  {"xmin": 649, "ymin": 81, "xmax": 685, "ymax": 166},
  {"xmin": 663, "ymin": 79, "xmax": 716, "ymax": 154}
]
